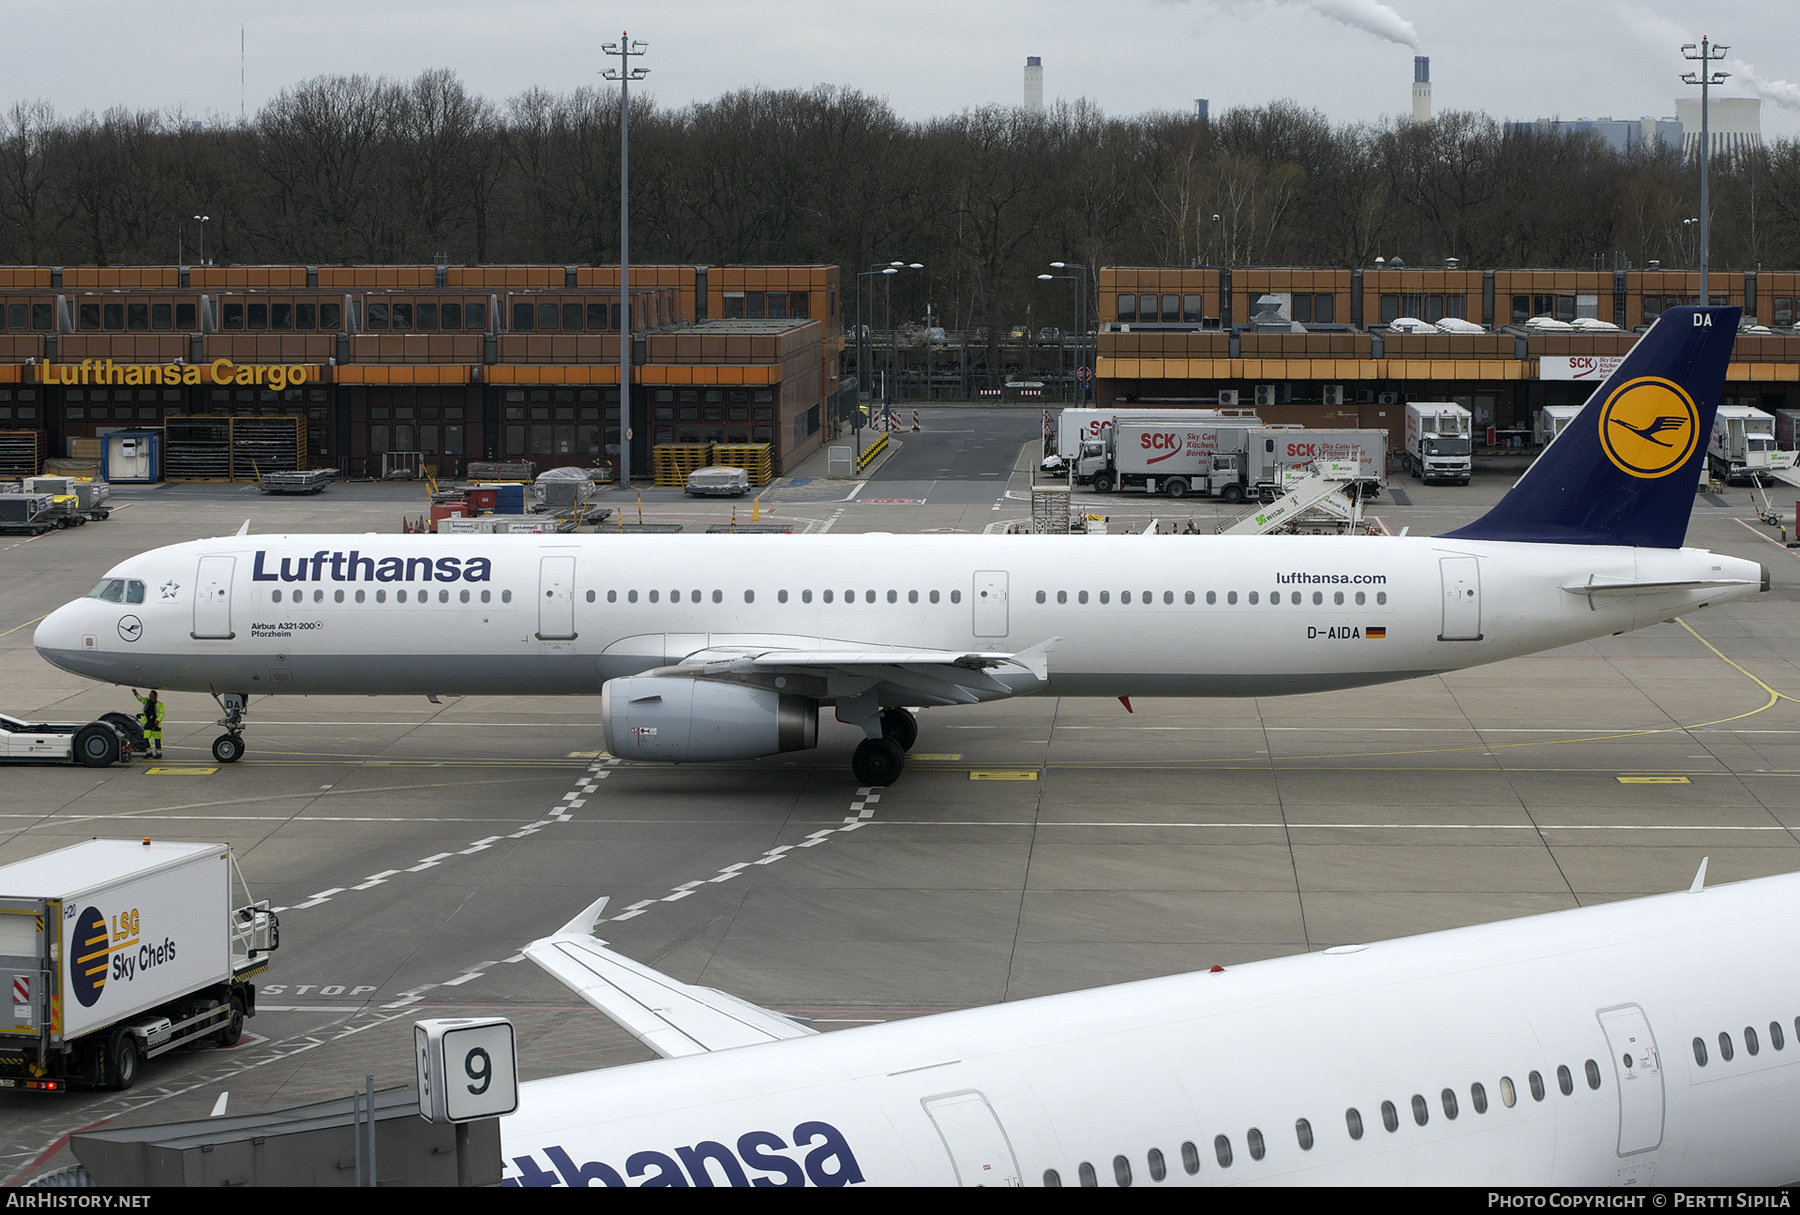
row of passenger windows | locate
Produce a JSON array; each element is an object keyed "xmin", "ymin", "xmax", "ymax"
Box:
[
  {"xmin": 1034, "ymin": 589, "xmax": 1387, "ymax": 607},
  {"xmin": 1045, "ymin": 1061, "xmax": 1600, "ymax": 1186},
  {"xmin": 266, "ymin": 588, "xmax": 513, "ymax": 605},
  {"xmin": 603, "ymin": 589, "xmax": 965, "ymax": 606},
  {"xmin": 1693, "ymin": 1018, "xmax": 1794, "ymax": 1066}
]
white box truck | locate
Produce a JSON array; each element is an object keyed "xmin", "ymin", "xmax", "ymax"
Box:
[
  {"xmin": 1079, "ymin": 420, "xmax": 1256, "ymax": 500},
  {"xmin": 1710, "ymin": 405, "xmax": 1780, "ymax": 482},
  {"xmin": 1055, "ymin": 408, "xmax": 1261, "ymax": 464},
  {"xmin": 1243, "ymin": 428, "xmax": 1388, "ymax": 500},
  {"xmin": 1534, "ymin": 405, "xmax": 1582, "ymax": 448},
  {"xmin": 1402, "ymin": 402, "xmax": 1474, "ymax": 484},
  {"xmin": 0, "ymin": 840, "xmax": 277, "ymax": 1092}
]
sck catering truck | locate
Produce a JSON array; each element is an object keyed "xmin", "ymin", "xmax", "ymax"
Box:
[
  {"xmin": 1079, "ymin": 420, "xmax": 1255, "ymax": 500},
  {"xmin": 1708, "ymin": 404, "xmax": 1779, "ymax": 483},
  {"xmin": 0, "ymin": 840, "xmax": 278, "ymax": 1092},
  {"xmin": 1243, "ymin": 429, "xmax": 1388, "ymax": 500},
  {"xmin": 1401, "ymin": 402, "xmax": 1474, "ymax": 484}
]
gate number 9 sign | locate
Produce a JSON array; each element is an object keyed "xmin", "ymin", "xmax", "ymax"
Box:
[{"xmin": 415, "ymin": 1017, "xmax": 518, "ymax": 1123}]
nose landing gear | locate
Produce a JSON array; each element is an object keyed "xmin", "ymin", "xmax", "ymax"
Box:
[{"xmin": 209, "ymin": 690, "xmax": 249, "ymax": 764}]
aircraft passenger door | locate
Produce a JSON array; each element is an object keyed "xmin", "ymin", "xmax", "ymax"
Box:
[
  {"xmin": 921, "ymin": 1091, "xmax": 1021, "ymax": 1187},
  {"xmin": 1438, "ymin": 556, "xmax": 1482, "ymax": 641},
  {"xmin": 537, "ymin": 556, "xmax": 577, "ymax": 640},
  {"xmin": 192, "ymin": 556, "xmax": 236, "ymax": 639},
  {"xmin": 972, "ymin": 571, "xmax": 1009, "ymax": 638},
  {"xmin": 1597, "ymin": 1004, "xmax": 1665, "ymax": 1156}
]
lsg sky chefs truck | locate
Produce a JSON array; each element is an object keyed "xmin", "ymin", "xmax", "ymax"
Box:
[{"xmin": 0, "ymin": 840, "xmax": 278, "ymax": 1092}]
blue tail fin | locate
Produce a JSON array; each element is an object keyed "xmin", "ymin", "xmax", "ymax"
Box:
[{"xmin": 1441, "ymin": 305, "xmax": 1739, "ymax": 548}]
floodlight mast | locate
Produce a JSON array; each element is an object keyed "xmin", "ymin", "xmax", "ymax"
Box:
[
  {"xmin": 1681, "ymin": 36, "xmax": 1730, "ymax": 307},
  {"xmin": 604, "ymin": 33, "xmax": 649, "ymax": 490}
]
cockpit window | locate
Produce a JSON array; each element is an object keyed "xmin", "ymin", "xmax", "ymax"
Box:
[{"xmin": 86, "ymin": 579, "xmax": 145, "ymax": 604}]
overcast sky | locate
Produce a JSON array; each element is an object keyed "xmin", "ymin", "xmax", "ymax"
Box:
[{"xmin": 9, "ymin": 0, "xmax": 1799, "ymax": 138}]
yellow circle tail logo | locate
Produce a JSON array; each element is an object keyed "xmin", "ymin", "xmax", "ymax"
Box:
[{"xmin": 1597, "ymin": 376, "xmax": 1699, "ymax": 479}]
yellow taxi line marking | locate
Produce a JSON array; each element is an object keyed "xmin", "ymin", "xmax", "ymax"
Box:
[
  {"xmin": 969, "ymin": 770, "xmax": 1038, "ymax": 781},
  {"xmin": 144, "ymin": 767, "xmax": 219, "ymax": 776},
  {"xmin": 1617, "ymin": 776, "xmax": 1693, "ymax": 784}
]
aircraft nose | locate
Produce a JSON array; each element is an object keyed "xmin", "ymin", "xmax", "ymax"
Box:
[{"xmin": 33, "ymin": 600, "xmax": 89, "ymax": 671}]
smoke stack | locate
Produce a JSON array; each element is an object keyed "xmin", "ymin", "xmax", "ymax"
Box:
[
  {"xmin": 1024, "ymin": 56, "xmax": 1043, "ymax": 113},
  {"xmin": 1412, "ymin": 56, "xmax": 1431, "ymax": 123}
]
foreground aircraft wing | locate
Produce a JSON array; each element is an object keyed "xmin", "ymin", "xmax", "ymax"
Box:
[
  {"xmin": 649, "ymin": 635, "xmax": 1058, "ymax": 706},
  {"xmin": 525, "ymin": 897, "xmax": 817, "ymax": 1059}
]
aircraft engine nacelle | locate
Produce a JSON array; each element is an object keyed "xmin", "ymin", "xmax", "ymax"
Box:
[{"xmin": 600, "ymin": 677, "xmax": 819, "ymax": 762}]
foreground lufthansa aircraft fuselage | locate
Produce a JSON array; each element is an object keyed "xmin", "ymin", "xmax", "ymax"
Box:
[
  {"xmin": 499, "ymin": 865, "xmax": 1800, "ymax": 1186},
  {"xmin": 32, "ymin": 308, "xmax": 1766, "ymax": 784}
]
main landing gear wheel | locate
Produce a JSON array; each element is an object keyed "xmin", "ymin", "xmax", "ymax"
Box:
[
  {"xmin": 880, "ymin": 708, "xmax": 919, "ymax": 752},
  {"xmin": 212, "ymin": 734, "xmax": 245, "ymax": 764},
  {"xmin": 851, "ymin": 737, "xmax": 906, "ymax": 787}
]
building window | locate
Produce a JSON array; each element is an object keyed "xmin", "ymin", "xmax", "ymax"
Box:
[
  {"xmin": 513, "ymin": 302, "xmax": 534, "ymax": 330},
  {"xmin": 1117, "ymin": 294, "xmax": 1137, "ymax": 323}
]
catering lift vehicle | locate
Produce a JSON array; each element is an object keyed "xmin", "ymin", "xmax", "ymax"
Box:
[
  {"xmin": 32, "ymin": 309, "xmax": 1769, "ymax": 788},
  {"xmin": 1401, "ymin": 402, "xmax": 1474, "ymax": 484},
  {"xmin": 1078, "ymin": 420, "xmax": 1253, "ymax": 499},
  {"xmin": 1241, "ymin": 428, "xmax": 1386, "ymax": 502},
  {"xmin": 1707, "ymin": 404, "xmax": 1782, "ymax": 484},
  {"xmin": 0, "ymin": 840, "xmax": 278, "ymax": 1092}
]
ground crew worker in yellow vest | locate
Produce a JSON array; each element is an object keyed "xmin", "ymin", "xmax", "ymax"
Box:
[{"xmin": 132, "ymin": 689, "xmax": 163, "ymax": 759}]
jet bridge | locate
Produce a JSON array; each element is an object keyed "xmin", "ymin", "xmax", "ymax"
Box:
[{"xmin": 1216, "ymin": 460, "xmax": 1365, "ymax": 536}]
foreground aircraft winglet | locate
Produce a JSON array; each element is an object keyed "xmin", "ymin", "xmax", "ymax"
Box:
[{"xmin": 525, "ymin": 904, "xmax": 818, "ymax": 1059}]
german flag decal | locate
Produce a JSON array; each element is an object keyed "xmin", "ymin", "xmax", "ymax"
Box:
[{"xmin": 1367, "ymin": 627, "xmax": 1387, "ymax": 639}]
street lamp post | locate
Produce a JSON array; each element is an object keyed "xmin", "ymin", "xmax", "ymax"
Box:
[
  {"xmin": 1046, "ymin": 261, "xmax": 1089, "ymax": 402},
  {"xmin": 604, "ymin": 32, "xmax": 649, "ymax": 491},
  {"xmin": 1682, "ymin": 36, "xmax": 1730, "ymax": 306},
  {"xmin": 192, "ymin": 215, "xmax": 210, "ymax": 267}
]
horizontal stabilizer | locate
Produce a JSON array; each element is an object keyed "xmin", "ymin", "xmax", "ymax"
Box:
[{"xmin": 525, "ymin": 915, "xmax": 816, "ymax": 1059}]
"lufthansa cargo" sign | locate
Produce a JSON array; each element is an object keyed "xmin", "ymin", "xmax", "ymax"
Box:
[{"xmin": 36, "ymin": 359, "xmax": 321, "ymax": 390}]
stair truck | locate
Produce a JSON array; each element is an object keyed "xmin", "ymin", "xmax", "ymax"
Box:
[
  {"xmin": 0, "ymin": 839, "xmax": 278, "ymax": 1091},
  {"xmin": 1401, "ymin": 402, "xmax": 1474, "ymax": 484}
]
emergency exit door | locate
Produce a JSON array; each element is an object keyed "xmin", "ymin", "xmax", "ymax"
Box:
[
  {"xmin": 537, "ymin": 556, "xmax": 577, "ymax": 640},
  {"xmin": 192, "ymin": 556, "xmax": 236, "ymax": 639},
  {"xmin": 1438, "ymin": 556, "xmax": 1482, "ymax": 640},
  {"xmin": 922, "ymin": 1091, "xmax": 1021, "ymax": 1187},
  {"xmin": 972, "ymin": 571, "xmax": 1009, "ymax": 638},
  {"xmin": 1598, "ymin": 1004, "xmax": 1665, "ymax": 1155}
]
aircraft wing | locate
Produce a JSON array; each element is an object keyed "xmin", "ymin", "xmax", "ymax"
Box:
[
  {"xmin": 648, "ymin": 635, "xmax": 1057, "ymax": 706},
  {"xmin": 525, "ymin": 897, "xmax": 817, "ymax": 1059}
]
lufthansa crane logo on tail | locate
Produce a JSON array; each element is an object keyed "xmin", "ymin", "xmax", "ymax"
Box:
[{"xmin": 1598, "ymin": 376, "xmax": 1700, "ymax": 478}]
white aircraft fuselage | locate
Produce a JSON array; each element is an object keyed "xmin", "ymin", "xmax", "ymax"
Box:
[
  {"xmin": 32, "ymin": 531, "xmax": 1762, "ymax": 701},
  {"xmin": 499, "ymin": 872, "xmax": 1800, "ymax": 1187}
]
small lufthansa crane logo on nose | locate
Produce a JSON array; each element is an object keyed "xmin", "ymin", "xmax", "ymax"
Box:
[
  {"xmin": 117, "ymin": 616, "xmax": 143, "ymax": 643},
  {"xmin": 1598, "ymin": 376, "xmax": 1699, "ymax": 478}
]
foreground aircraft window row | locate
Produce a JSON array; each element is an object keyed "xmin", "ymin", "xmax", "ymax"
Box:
[
  {"xmin": 1038, "ymin": 590, "xmax": 1389, "ymax": 607},
  {"xmin": 1055, "ymin": 1062, "xmax": 1601, "ymax": 1184},
  {"xmin": 265, "ymin": 588, "xmax": 512, "ymax": 605},
  {"xmin": 1693, "ymin": 1018, "xmax": 1795, "ymax": 1067}
]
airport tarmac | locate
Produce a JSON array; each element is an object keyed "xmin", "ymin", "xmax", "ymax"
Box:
[{"xmin": 3, "ymin": 404, "xmax": 1799, "ymax": 1182}]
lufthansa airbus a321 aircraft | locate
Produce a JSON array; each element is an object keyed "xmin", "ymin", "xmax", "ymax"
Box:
[
  {"xmin": 496, "ymin": 863, "xmax": 1800, "ymax": 1186},
  {"xmin": 34, "ymin": 306, "xmax": 1766, "ymax": 785}
]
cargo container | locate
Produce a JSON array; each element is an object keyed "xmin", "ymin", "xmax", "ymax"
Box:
[
  {"xmin": 1709, "ymin": 405, "xmax": 1779, "ymax": 483},
  {"xmin": 0, "ymin": 840, "xmax": 277, "ymax": 1092},
  {"xmin": 1401, "ymin": 402, "xmax": 1473, "ymax": 484}
]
